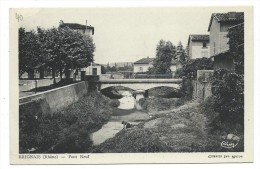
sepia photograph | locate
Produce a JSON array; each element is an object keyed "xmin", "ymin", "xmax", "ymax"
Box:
[{"xmin": 9, "ymin": 6, "xmax": 253, "ymax": 164}]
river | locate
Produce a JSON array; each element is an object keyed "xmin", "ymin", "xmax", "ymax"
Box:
[{"xmin": 90, "ymin": 90, "xmax": 150, "ymax": 145}]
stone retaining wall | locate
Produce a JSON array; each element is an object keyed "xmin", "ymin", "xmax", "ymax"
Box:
[{"xmin": 19, "ymin": 81, "xmax": 88, "ymax": 116}]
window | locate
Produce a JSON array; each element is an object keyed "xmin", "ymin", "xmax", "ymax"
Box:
[{"xmin": 203, "ymin": 42, "xmax": 207, "ymax": 48}]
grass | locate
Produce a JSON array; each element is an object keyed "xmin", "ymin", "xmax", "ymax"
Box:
[
  {"xmin": 19, "ymin": 91, "xmax": 115, "ymax": 153},
  {"xmin": 93, "ymin": 97, "xmax": 244, "ymax": 153}
]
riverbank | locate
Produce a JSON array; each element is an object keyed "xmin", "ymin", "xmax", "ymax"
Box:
[
  {"xmin": 19, "ymin": 91, "xmax": 115, "ymax": 153},
  {"xmin": 93, "ymin": 98, "xmax": 244, "ymax": 152}
]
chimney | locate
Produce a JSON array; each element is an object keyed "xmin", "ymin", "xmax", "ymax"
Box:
[
  {"xmin": 59, "ymin": 20, "xmax": 64, "ymax": 26},
  {"xmin": 228, "ymin": 12, "xmax": 236, "ymax": 19}
]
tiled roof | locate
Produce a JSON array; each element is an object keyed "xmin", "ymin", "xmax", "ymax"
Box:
[
  {"xmin": 208, "ymin": 12, "xmax": 244, "ymax": 31},
  {"xmin": 214, "ymin": 12, "xmax": 244, "ymax": 22},
  {"xmin": 189, "ymin": 35, "xmax": 209, "ymax": 41},
  {"xmin": 92, "ymin": 63, "xmax": 101, "ymax": 66},
  {"xmin": 188, "ymin": 34, "xmax": 209, "ymax": 46},
  {"xmin": 59, "ymin": 23, "xmax": 94, "ymax": 30},
  {"xmin": 59, "ymin": 22, "xmax": 94, "ymax": 35},
  {"xmin": 134, "ymin": 57, "xmax": 154, "ymax": 64}
]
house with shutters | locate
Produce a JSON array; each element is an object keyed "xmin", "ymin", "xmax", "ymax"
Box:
[
  {"xmin": 187, "ymin": 34, "xmax": 210, "ymax": 59},
  {"xmin": 208, "ymin": 12, "xmax": 244, "ymax": 70}
]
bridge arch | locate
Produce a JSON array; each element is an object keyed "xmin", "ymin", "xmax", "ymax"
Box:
[{"xmin": 99, "ymin": 83, "xmax": 181, "ymax": 91}]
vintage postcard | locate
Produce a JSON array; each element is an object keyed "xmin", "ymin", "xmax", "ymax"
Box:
[{"xmin": 10, "ymin": 6, "xmax": 253, "ymax": 164}]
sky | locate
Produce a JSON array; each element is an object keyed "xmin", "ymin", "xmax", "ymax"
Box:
[{"xmin": 18, "ymin": 7, "xmax": 243, "ymax": 64}]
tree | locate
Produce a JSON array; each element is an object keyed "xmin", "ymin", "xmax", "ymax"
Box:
[
  {"xmin": 227, "ymin": 23, "xmax": 244, "ymax": 74},
  {"xmin": 175, "ymin": 58, "xmax": 213, "ymax": 100},
  {"xmin": 153, "ymin": 40, "xmax": 176, "ymax": 74},
  {"xmin": 101, "ymin": 65, "xmax": 106, "ymax": 74},
  {"xmin": 175, "ymin": 57, "xmax": 213, "ymax": 79},
  {"xmin": 19, "ymin": 28, "xmax": 42, "ymax": 78},
  {"xmin": 39, "ymin": 27, "xmax": 95, "ymax": 81},
  {"xmin": 208, "ymin": 23, "xmax": 244, "ymax": 125}
]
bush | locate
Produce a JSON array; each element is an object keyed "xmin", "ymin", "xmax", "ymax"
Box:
[
  {"xmin": 175, "ymin": 57, "xmax": 213, "ymax": 101},
  {"xmin": 211, "ymin": 69, "xmax": 244, "ymax": 125},
  {"xmin": 19, "ymin": 91, "xmax": 113, "ymax": 153},
  {"xmin": 93, "ymin": 129, "xmax": 171, "ymax": 153},
  {"xmin": 109, "ymin": 99, "xmax": 120, "ymax": 107},
  {"xmin": 179, "ymin": 78, "xmax": 193, "ymax": 100}
]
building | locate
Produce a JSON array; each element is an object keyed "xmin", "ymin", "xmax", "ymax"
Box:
[
  {"xmin": 208, "ymin": 12, "xmax": 244, "ymax": 70},
  {"xmin": 59, "ymin": 20, "xmax": 94, "ymax": 37},
  {"xmin": 187, "ymin": 34, "xmax": 210, "ymax": 59},
  {"xmin": 81, "ymin": 63, "xmax": 101, "ymax": 76},
  {"xmin": 133, "ymin": 57, "xmax": 154, "ymax": 73}
]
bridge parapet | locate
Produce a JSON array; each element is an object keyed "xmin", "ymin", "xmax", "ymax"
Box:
[
  {"xmin": 98, "ymin": 78, "xmax": 182, "ymax": 91},
  {"xmin": 99, "ymin": 78, "xmax": 182, "ymax": 84}
]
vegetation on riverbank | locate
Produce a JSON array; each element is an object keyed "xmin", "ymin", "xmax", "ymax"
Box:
[
  {"xmin": 93, "ymin": 99, "xmax": 243, "ymax": 152},
  {"xmin": 148, "ymin": 86, "xmax": 182, "ymax": 98},
  {"xmin": 19, "ymin": 91, "xmax": 115, "ymax": 153}
]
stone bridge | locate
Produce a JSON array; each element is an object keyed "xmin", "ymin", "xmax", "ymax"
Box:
[{"xmin": 98, "ymin": 79, "xmax": 182, "ymax": 91}]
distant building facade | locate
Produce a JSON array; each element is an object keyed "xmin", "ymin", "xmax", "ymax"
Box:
[
  {"xmin": 188, "ymin": 34, "xmax": 210, "ymax": 59},
  {"xmin": 133, "ymin": 57, "xmax": 154, "ymax": 73},
  {"xmin": 81, "ymin": 63, "xmax": 101, "ymax": 76},
  {"xmin": 208, "ymin": 12, "xmax": 244, "ymax": 70},
  {"xmin": 59, "ymin": 20, "xmax": 94, "ymax": 37}
]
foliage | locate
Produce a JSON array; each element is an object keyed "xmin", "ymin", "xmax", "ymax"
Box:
[
  {"xmin": 152, "ymin": 40, "xmax": 176, "ymax": 74},
  {"xmin": 109, "ymin": 99, "xmax": 120, "ymax": 107},
  {"xmin": 117, "ymin": 65, "xmax": 133, "ymax": 71},
  {"xmin": 175, "ymin": 57, "xmax": 213, "ymax": 79},
  {"xmin": 176, "ymin": 41, "xmax": 189, "ymax": 64},
  {"xmin": 105, "ymin": 64, "xmax": 133, "ymax": 72},
  {"xmin": 38, "ymin": 27, "xmax": 95, "ymax": 78},
  {"xmin": 19, "ymin": 91, "xmax": 113, "ymax": 153},
  {"xmin": 101, "ymin": 65, "xmax": 106, "ymax": 74},
  {"xmin": 211, "ymin": 69, "xmax": 244, "ymax": 125},
  {"xmin": 174, "ymin": 58, "xmax": 213, "ymax": 101},
  {"xmin": 93, "ymin": 129, "xmax": 171, "ymax": 153},
  {"xmin": 19, "ymin": 28, "xmax": 42, "ymax": 78},
  {"xmin": 180, "ymin": 78, "xmax": 194, "ymax": 100},
  {"xmin": 227, "ymin": 23, "xmax": 244, "ymax": 74},
  {"xmin": 19, "ymin": 26, "xmax": 95, "ymax": 79}
]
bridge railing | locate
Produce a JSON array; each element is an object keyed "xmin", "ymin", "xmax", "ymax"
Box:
[
  {"xmin": 134, "ymin": 73, "xmax": 173, "ymax": 79},
  {"xmin": 99, "ymin": 78, "xmax": 182, "ymax": 83}
]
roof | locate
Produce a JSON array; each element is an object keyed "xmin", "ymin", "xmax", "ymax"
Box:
[
  {"xmin": 189, "ymin": 34, "xmax": 209, "ymax": 41},
  {"xmin": 59, "ymin": 22, "xmax": 95, "ymax": 35},
  {"xmin": 134, "ymin": 57, "xmax": 154, "ymax": 64},
  {"xmin": 188, "ymin": 34, "xmax": 209, "ymax": 46},
  {"xmin": 92, "ymin": 63, "xmax": 101, "ymax": 66},
  {"xmin": 208, "ymin": 12, "xmax": 244, "ymax": 31}
]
